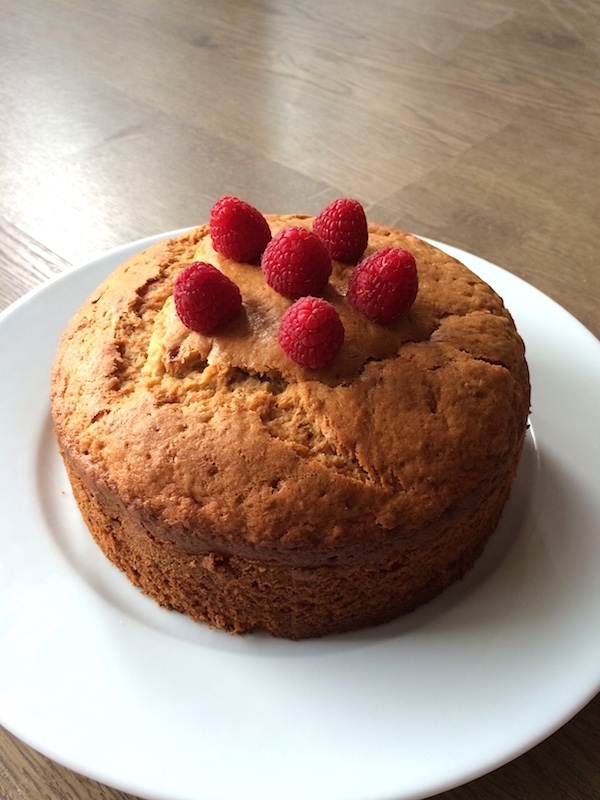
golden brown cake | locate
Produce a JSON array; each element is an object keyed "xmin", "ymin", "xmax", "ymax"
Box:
[{"xmin": 50, "ymin": 214, "xmax": 530, "ymax": 639}]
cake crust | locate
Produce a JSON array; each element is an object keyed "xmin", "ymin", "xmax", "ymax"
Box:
[{"xmin": 51, "ymin": 216, "xmax": 530, "ymax": 638}]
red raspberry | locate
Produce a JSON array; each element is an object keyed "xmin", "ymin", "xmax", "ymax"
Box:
[
  {"xmin": 261, "ymin": 226, "xmax": 332, "ymax": 299},
  {"xmin": 313, "ymin": 198, "xmax": 368, "ymax": 264},
  {"xmin": 209, "ymin": 196, "xmax": 272, "ymax": 263},
  {"xmin": 346, "ymin": 247, "xmax": 418, "ymax": 323},
  {"xmin": 173, "ymin": 261, "xmax": 242, "ymax": 334},
  {"xmin": 278, "ymin": 297, "xmax": 344, "ymax": 368}
]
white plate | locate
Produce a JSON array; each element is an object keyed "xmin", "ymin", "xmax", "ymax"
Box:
[{"xmin": 0, "ymin": 231, "xmax": 599, "ymax": 800}]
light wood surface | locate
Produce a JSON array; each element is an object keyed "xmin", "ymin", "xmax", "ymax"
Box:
[{"xmin": 1, "ymin": 1, "xmax": 599, "ymax": 798}]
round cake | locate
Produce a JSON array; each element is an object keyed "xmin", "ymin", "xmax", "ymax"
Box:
[{"xmin": 50, "ymin": 209, "xmax": 530, "ymax": 640}]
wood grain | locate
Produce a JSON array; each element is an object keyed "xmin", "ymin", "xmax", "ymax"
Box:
[
  {"xmin": 0, "ymin": 0, "xmax": 598, "ymax": 798},
  {"xmin": 0, "ymin": 220, "xmax": 71, "ymax": 308}
]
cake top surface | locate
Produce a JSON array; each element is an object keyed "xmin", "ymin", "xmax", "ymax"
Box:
[{"xmin": 50, "ymin": 215, "xmax": 530, "ymax": 562}]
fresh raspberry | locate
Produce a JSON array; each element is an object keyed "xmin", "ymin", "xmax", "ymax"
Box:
[
  {"xmin": 209, "ymin": 195, "xmax": 272, "ymax": 263},
  {"xmin": 278, "ymin": 297, "xmax": 344, "ymax": 368},
  {"xmin": 261, "ymin": 226, "xmax": 332, "ymax": 299},
  {"xmin": 346, "ymin": 247, "xmax": 418, "ymax": 323},
  {"xmin": 173, "ymin": 261, "xmax": 242, "ymax": 334},
  {"xmin": 313, "ymin": 198, "xmax": 368, "ymax": 264}
]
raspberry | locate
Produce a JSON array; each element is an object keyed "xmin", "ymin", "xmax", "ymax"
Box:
[
  {"xmin": 346, "ymin": 247, "xmax": 418, "ymax": 323},
  {"xmin": 209, "ymin": 195, "xmax": 272, "ymax": 263},
  {"xmin": 261, "ymin": 226, "xmax": 332, "ymax": 299},
  {"xmin": 278, "ymin": 297, "xmax": 344, "ymax": 368},
  {"xmin": 313, "ymin": 198, "xmax": 368, "ymax": 264},
  {"xmin": 173, "ymin": 261, "xmax": 242, "ymax": 334}
]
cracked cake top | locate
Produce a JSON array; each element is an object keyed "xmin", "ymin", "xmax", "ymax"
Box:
[{"xmin": 50, "ymin": 216, "xmax": 530, "ymax": 565}]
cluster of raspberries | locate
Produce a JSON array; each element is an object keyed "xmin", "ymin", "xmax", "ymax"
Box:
[{"xmin": 173, "ymin": 196, "xmax": 418, "ymax": 368}]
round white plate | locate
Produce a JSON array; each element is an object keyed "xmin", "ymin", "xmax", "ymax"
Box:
[{"xmin": 0, "ymin": 231, "xmax": 599, "ymax": 800}]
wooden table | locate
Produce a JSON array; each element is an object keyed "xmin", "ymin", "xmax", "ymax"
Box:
[{"xmin": 1, "ymin": 1, "xmax": 599, "ymax": 798}]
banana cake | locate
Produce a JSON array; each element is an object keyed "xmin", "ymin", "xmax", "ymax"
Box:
[{"xmin": 50, "ymin": 199, "xmax": 530, "ymax": 639}]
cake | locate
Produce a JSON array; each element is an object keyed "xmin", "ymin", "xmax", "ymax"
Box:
[{"xmin": 50, "ymin": 200, "xmax": 530, "ymax": 640}]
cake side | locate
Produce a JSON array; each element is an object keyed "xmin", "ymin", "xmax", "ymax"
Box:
[{"xmin": 59, "ymin": 438, "xmax": 521, "ymax": 639}]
